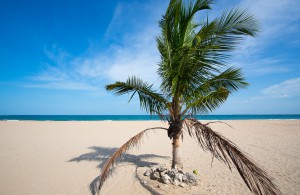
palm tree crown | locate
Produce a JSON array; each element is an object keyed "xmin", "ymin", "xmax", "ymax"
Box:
[
  {"xmin": 99, "ymin": 0, "xmax": 282, "ymax": 195},
  {"xmin": 107, "ymin": 0, "xmax": 256, "ymax": 119}
]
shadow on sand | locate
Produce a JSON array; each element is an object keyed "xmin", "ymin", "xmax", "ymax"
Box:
[{"xmin": 68, "ymin": 146, "xmax": 169, "ymax": 195}]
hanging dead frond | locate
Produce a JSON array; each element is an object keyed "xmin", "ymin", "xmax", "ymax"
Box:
[
  {"xmin": 184, "ymin": 118, "xmax": 282, "ymax": 195},
  {"xmin": 203, "ymin": 120, "xmax": 234, "ymax": 128},
  {"xmin": 97, "ymin": 127, "xmax": 168, "ymax": 194}
]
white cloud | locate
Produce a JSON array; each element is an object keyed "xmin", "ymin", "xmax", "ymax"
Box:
[
  {"xmin": 28, "ymin": 64, "xmax": 100, "ymax": 91},
  {"xmin": 106, "ymin": 27, "xmax": 160, "ymax": 83},
  {"xmin": 29, "ymin": 0, "xmax": 299, "ymax": 94},
  {"xmin": 230, "ymin": 0, "xmax": 300, "ymax": 74},
  {"xmin": 25, "ymin": 81, "xmax": 98, "ymax": 91},
  {"xmin": 252, "ymin": 66, "xmax": 290, "ymax": 75},
  {"xmin": 239, "ymin": 0, "xmax": 300, "ymax": 42},
  {"xmin": 32, "ymin": 66, "xmax": 67, "ymax": 81},
  {"xmin": 28, "ymin": 1, "xmax": 165, "ymax": 91},
  {"xmin": 240, "ymin": 0, "xmax": 300, "ymax": 21},
  {"xmin": 104, "ymin": 3, "xmax": 125, "ymax": 39},
  {"xmin": 262, "ymin": 77, "xmax": 300, "ymax": 98},
  {"xmin": 70, "ymin": 25, "xmax": 161, "ymax": 84},
  {"xmin": 231, "ymin": 57, "xmax": 291, "ymax": 76},
  {"xmin": 71, "ymin": 55, "xmax": 109, "ymax": 79}
]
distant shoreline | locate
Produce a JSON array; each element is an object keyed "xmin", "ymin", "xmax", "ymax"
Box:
[{"xmin": 1, "ymin": 114, "xmax": 300, "ymax": 121}]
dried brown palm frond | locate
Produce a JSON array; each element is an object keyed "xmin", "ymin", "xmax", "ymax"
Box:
[
  {"xmin": 184, "ymin": 118, "xmax": 282, "ymax": 195},
  {"xmin": 203, "ymin": 120, "xmax": 234, "ymax": 128},
  {"xmin": 97, "ymin": 127, "xmax": 168, "ymax": 194}
]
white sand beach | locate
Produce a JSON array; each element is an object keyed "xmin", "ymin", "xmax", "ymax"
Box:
[{"xmin": 0, "ymin": 120, "xmax": 299, "ymax": 194}]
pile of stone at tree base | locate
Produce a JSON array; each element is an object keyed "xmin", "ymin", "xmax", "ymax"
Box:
[{"xmin": 143, "ymin": 164, "xmax": 198, "ymax": 188}]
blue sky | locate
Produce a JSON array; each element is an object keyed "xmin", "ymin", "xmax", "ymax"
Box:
[{"xmin": 0, "ymin": 0, "xmax": 299, "ymax": 115}]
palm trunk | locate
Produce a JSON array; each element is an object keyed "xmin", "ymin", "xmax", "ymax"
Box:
[
  {"xmin": 172, "ymin": 134, "xmax": 183, "ymax": 168},
  {"xmin": 169, "ymin": 102, "xmax": 183, "ymax": 168}
]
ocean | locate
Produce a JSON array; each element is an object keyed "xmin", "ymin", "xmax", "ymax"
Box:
[{"xmin": 0, "ymin": 114, "xmax": 300, "ymax": 121}]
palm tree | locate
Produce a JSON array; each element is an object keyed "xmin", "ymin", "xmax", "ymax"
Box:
[{"xmin": 98, "ymin": 0, "xmax": 282, "ymax": 194}]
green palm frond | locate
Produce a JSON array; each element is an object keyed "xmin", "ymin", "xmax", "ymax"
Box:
[
  {"xmin": 157, "ymin": 0, "xmax": 214, "ymax": 96},
  {"xmin": 157, "ymin": 6, "xmax": 256, "ymax": 100},
  {"xmin": 196, "ymin": 67, "xmax": 248, "ymax": 93},
  {"xmin": 181, "ymin": 67, "xmax": 247, "ymax": 115},
  {"xmin": 194, "ymin": 8, "xmax": 258, "ymax": 53},
  {"xmin": 105, "ymin": 76, "xmax": 168, "ymax": 114},
  {"xmin": 184, "ymin": 119, "xmax": 282, "ymax": 195},
  {"xmin": 218, "ymin": 8, "xmax": 258, "ymax": 36},
  {"xmin": 183, "ymin": 87, "xmax": 229, "ymax": 115}
]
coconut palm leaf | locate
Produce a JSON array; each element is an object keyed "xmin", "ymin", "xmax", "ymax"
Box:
[
  {"xmin": 106, "ymin": 76, "xmax": 168, "ymax": 114},
  {"xmin": 189, "ymin": 8, "xmax": 258, "ymax": 76},
  {"xmin": 97, "ymin": 127, "xmax": 168, "ymax": 193},
  {"xmin": 184, "ymin": 118, "xmax": 282, "ymax": 195},
  {"xmin": 158, "ymin": 7, "xmax": 257, "ymax": 100},
  {"xmin": 157, "ymin": 0, "xmax": 214, "ymax": 97},
  {"xmin": 188, "ymin": 67, "xmax": 248, "ymax": 95},
  {"xmin": 217, "ymin": 8, "xmax": 258, "ymax": 36},
  {"xmin": 181, "ymin": 67, "xmax": 248, "ymax": 115},
  {"xmin": 195, "ymin": 8, "xmax": 259, "ymax": 53},
  {"xmin": 199, "ymin": 67, "xmax": 249, "ymax": 92},
  {"xmin": 184, "ymin": 87, "xmax": 229, "ymax": 115}
]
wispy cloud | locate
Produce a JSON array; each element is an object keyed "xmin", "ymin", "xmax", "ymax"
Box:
[
  {"xmin": 104, "ymin": 3, "xmax": 125, "ymax": 39},
  {"xmin": 261, "ymin": 77, "xmax": 300, "ymax": 98},
  {"xmin": 28, "ymin": 1, "xmax": 166, "ymax": 91},
  {"xmin": 27, "ymin": 0, "xmax": 299, "ymax": 94},
  {"xmin": 71, "ymin": 27, "xmax": 161, "ymax": 83},
  {"xmin": 28, "ymin": 63, "xmax": 100, "ymax": 91},
  {"xmin": 25, "ymin": 81, "xmax": 98, "ymax": 91},
  {"xmin": 230, "ymin": 0, "xmax": 300, "ymax": 75},
  {"xmin": 231, "ymin": 57, "xmax": 291, "ymax": 76},
  {"xmin": 239, "ymin": 0, "xmax": 300, "ymax": 48}
]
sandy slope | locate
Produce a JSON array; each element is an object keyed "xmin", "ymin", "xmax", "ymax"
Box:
[{"xmin": 0, "ymin": 120, "xmax": 299, "ymax": 194}]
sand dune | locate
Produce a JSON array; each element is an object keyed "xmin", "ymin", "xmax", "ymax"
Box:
[{"xmin": 0, "ymin": 120, "xmax": 299, "ymax": 194}]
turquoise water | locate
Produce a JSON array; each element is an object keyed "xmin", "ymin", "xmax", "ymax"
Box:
[{"xmin": 0, "ymin": 115, "xmax": 300, "ymax": 121}]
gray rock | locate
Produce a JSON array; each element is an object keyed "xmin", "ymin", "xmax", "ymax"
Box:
[
  {"xmin": 175, "ymin": 165, "xmax": 183, "ymax": 173},
  {"xmin": 158, "ymin": 164, "xmax": 167, "ymax": 172},
  {"xmin": 186, "ymin": 173, "xmax": 196, "ymax": 180},
  {"xmin": 143, "ymin": 165, "xmax": 199, "ymax": 187},
  {"xmin": 150, "ymin": 172, "xmax": 160, "ymax": 180},
  {"xmin": 162, "ymin": 174, "xmax": 172, "ymax": 184},
  {"xmin": 160, "ymin": 170, "xmax": 167, "ymax": 177},
  {"xmin": 151, "ymin": 166, "xmax": 158, "ymax": 173},
  {"xmin": 178, "ymin": 169, "xmax": 184, "ymax": 174},
  {"xmin": 144, "ymin": 170, "xmax": 151, "ymax": 176},
  {"xmin": 185, "ymin": 173, "xmax": 198, "ymax": 185},
  {"xmin": 173, "ymin": 179, "xmax": 180, "ymax": 186},
  {"xmin": 171, "ymin": 168, "xmax": 177, "ymax": 173},
  {"xmin": 167, "ymin": 169, "xmax": 177, "ymax": 179},
  {"xmin": 175, "ymin": 173, "xmax": 183, "ymax": 182}
]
